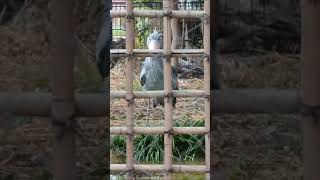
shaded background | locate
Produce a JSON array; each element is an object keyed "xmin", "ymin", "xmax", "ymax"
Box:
[{"xmin": 0, "ymin": 0, "xmax": 302, "ymax": 179}]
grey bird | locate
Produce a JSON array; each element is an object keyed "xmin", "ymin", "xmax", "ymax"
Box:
[{"xmin": 140, "ymin": 30, "xmax": 179, "ymax": 108}]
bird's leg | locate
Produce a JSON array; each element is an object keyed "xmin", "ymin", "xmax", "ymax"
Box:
[
  {"xmin": 153, "ymin": 99, "xmax": 158, "ymax": 108},
  {"xmin": 159, "ymin": 98, "xmax": 164, "ymax": 107}
]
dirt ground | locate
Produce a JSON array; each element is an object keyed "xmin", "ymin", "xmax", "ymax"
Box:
[{"xmin": 0, "ymin": 1, "xmax": 302, "ymax": 180}]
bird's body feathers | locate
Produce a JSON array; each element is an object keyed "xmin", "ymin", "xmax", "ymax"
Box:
[{"xmin": 140, "ymin": 56, "xmax": 178, "ymax": 108}]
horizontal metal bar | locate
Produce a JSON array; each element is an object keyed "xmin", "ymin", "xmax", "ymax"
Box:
[
  {"xmin": 111, "ymin": 89, "xmax": 300, "ymax": 114},
  {"xmin": 0, "ymin": 89, "xmax": 300, "ymax": 116},
  {"xmin": 213, "ymin": 89, "xmax": 300, "ymax": 114},
  {"xmin": 110, "ymin": 127, "xmax": 207, "ymax": 135},
  {"xmin": 110, "ymin": 49, "xmax": 204, "ymax": 57},
  {"xmin": 111, "ymin": 90, "xmax": 204, "ymax": 98},
  {"xmin": 110, "ymin": 164, "xmax": 207, "ymax": 173},
  {"xmin": 111, "ymin": 10, "xmax": 204, "ymax": 18},
  {"xmin": 0, "ymin": 92, "xmax": 107, "ymax": 117}
]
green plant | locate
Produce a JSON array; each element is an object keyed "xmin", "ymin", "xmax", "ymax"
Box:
[
  {"xmin": 135, "ymin": 17, "xmax": 151, "ymax": 48},
  {"xmin": 112, "ymin": 29, "xmax": 125, "ymax": 37},
  {"xmin": 111, "ymin": 135, "xmax": 126, "ymax": 155},
  {"xmin": 111, "ymin": 119, "xmax": 205, "ymax": 163},
  {"xmin": 134, "ymin": 134, "xmax": 164, "ymax": 163},
  {"xmin": 173, "ymin": 119, "xmax": 205, "ymax": 161},
  {"xmin": 133, "ymin": 0, "xmax": 162, "ymax": 48}
]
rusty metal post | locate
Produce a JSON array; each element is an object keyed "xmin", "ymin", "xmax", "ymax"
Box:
[
  {"xmin": 203, "ymin": 0, "xmax": 211, "ymax": 179},
  {"xmin": 49, "ymin": 0, "xmax": 76, "ymax": 179},
  {"xmin": 125, "ymin": 0, "xmax": 135, "ymax": 179},
  {"xmin": 163, "ymin": 0, "xmax": 173, "ymax": 179},
  {"xmin": 301, "ymin": 1, "xmax": 320, "ymax": 179}
]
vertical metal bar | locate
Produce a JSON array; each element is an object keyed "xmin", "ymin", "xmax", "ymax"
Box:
[
  {"xmin": 125, "ymin": 0, "xmax": 134, "ymax": 179},
  {"xmin": 301, "ymin": 1, "xmax": 320, "ymax": 179},
  {"xmin": 104, "ymin": 0, "xmax": 111, "ymax": 177},
  {"xmin": 204, "ymin": 0, "xmax": 211, "ymax": 179},
  {"xmin": 163, "ymin": 0, "xmax": 173, "ymax": 180},
  {"xmin": 49, "ymin": 0, "xmax": 76, "ymax": 179}
]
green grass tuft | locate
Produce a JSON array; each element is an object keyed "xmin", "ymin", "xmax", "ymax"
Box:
[{"xmin": 111, "ymin": 119, "xmax": 205, "ymax": 163}]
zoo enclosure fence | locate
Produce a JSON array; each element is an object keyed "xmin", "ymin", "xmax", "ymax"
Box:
[
  {"xmin": 110, "ymin": 0, "xmax": 211, "ymax": 179},
  {"xmin": 0, "ymin": 0, "xmax": 319, "ymax": 179}
]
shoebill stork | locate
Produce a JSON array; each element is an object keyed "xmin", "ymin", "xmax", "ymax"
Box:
[{"xmin": 140, "ymin": 30, "xmax": 179, "ymax": 108}]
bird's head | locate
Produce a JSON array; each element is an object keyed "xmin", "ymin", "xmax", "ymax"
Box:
[{"xmin": 147, "ymin": 29, "xmax": 163, "ymax": 50}]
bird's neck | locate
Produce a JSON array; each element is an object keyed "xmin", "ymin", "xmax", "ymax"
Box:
[{"xmin": 148, "ymin": 54, "xmax": 163, "ymax": 61}]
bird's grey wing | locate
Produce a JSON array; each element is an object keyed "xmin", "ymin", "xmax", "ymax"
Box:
[
  {"xmin": 140, "ymin": 72, "xmax": 146, "ymax": 87},
  {"xmin": 172, "ymin": 65, "xmax": 178, "ymax": 107},
  {"xmin": 172, "ymin": 65, "xmax": 179, "ymax": 90},
  {"xmin": 172, "ymin": 65, "xmax": 178, "ymax": 77},
  {"xmin": 96, "ymin": 0, "xmax": 112, "ymax": 79}
]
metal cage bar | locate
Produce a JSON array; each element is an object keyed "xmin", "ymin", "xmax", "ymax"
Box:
[
  {"xmin": 301, "ymin": 0, "xmax": 320, "ymax": 179},
  {"xmin": 49, "ymin": 0, "xmax": 76, "ymax": 179},
  {"xmin": 0, "ymin": 89, "xmax": 299, "ymax": 116}
]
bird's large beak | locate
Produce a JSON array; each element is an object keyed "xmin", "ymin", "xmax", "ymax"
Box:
[{"xmin": 148, "ymin": 40, "xmax": 161, "ymax": 50}]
